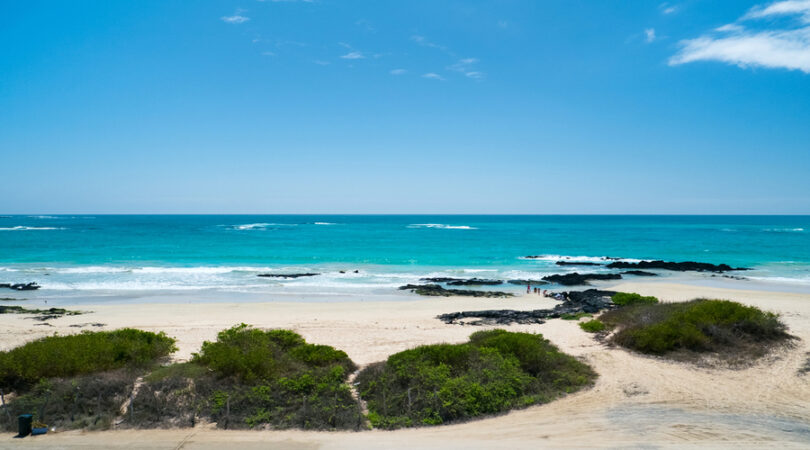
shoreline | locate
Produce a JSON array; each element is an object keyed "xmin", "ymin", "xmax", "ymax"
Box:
[{"xmin": 2, "ymin": 280, "xmax": 810, "ymax": 448}]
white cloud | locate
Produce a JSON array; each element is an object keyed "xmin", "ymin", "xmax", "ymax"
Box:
[
  {"xmin": 645, "ymin": 28, "xmax": 657, "ymax": 43},
  {"xmin": 744, "ymin": 0, "xmax": 810, "ymax": 21},
  {"xmin": 660, "ymin": 3, "xmax": 678, "ymax": 15},
  {"xmin": 411, "ymin": 35, "xmax": 449, "ymax": 52},
  {"xmin": 670, "ymin": 1, "xmax": 810, "ymax": 73},
  {"xmin": 447, "ymin": 58, "xmax": 485, "ymax": 79},
  {"xmin": 390, "ymin": 69, "xmax": 407, "ymax": 75},
  {"xmin": 340, "ymin": 51, "xmax": 365, "ymax": 60},
  {"xmin": 221, "ymin": 14, "xmax": 249, "ymax": 24},
  {"xmin": 422, "ymin": 72, "xmax": 445, "ymax": 81}
]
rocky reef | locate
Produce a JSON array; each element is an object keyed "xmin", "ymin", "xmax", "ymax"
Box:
[
  {"xmin": 437, "ymin": 289, "xmax": 616, "ymax": 325},
  {"xmin": 622, "ymin": 270, "xmax": 658, "ymax": 276},
  {"xmin": 606, "ymin": 260, "xmax": 747, "ymax": 272},
  {"xmin": 542, "ymin": 272, "xmax": 622, "ymax": 286},
  {"xmin": 398, "ymin": 284, "xmax": 513, "ymax": 298},
  {"xmin": 0, "ymin": 282, "xmax": 40, "ymax": 291}
]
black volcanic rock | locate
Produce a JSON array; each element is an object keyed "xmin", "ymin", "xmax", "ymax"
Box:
[
  {"xmin": 437, "ymin": 289, "xmax": 617, "ymax": 325},
  {"xmin": 605, "ymin": 260, "xmax": 747, "ymax": 273},
  {"xmin": 446, "ymin": 278, "xmax": 503, "ymax": 286},
  {"xmin": 420, "ymin": 277, "xmax": 463, "ymax": 283},
  {"xmin": 622, "ymin": 270, "xmax": 658, "ymax": 277},
  {"xmin": 542, "ymin": 272, "xmax": 622, "ymax": 286},
  {"xmin": 0, "ymin": 282, "xmax": 40, "ymax": 291},
  {"xmin": 257, "ymin": 273, "xmax": 320, "ymax": 278},
  {"xmin": 507, "ymin": 279, "xmax": 549, "ymax": 286},
  {"xmin": 399, "ymin": 284, "xmax": 513, "ymax": 298},
  {"xmin": 555, "ymin": 261, "xmax": 602, "ymax": 266}
]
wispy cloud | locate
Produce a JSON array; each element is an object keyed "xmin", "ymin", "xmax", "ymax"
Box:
[
  {"xmin": 645, "ymin": 28, "xmax": 657, "ymax": 43},
  {"xmin": 660, "ymin": 3, "xmax": 678, "ymax": 15},
  {"xmin": 670, "ymin": 1, "xmax": 810, "ymax": 73},
  {"xmin": 447, "ymin": 58, "xmax": 486, "ymax": 79},
  {"xmin": 390, "ymin": 69, "xmax": 407, "ymax": 75},
  {"xmin": 411, "ymin": 35, "xmax": 449, "ymax": 53},
  {"xmin": 422, "ymin": 72, "xmax": 445, "ymax": 81},
  {"xmin": 340, "ymin": 51, "xmax": 365, "ymax": 60},
  {"xmin": 312, "ymin": 60, "xmax": 330, "ymax": 65},
  {"xmin": 221, "ymin": 11, "xmax": 250, "ymax": 24}
]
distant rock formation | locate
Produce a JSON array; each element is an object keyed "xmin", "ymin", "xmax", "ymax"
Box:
[
  {"xmin": 0, "ymin": 282, "xmax": 40, "ymax": 291},
  {"xmin": 542, "ymin": 273, "xmax": 622, "ymax": 286},
  {"xmin": 605, "ymin": 260, "xmax": 747, "ymax": 272},
  {"xmin": 398, "ymin": 284, "xmax": 513, "ymax": 298}
]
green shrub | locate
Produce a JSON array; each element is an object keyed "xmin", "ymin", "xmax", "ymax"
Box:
[
  {"xmin": 132, "ymin": 325, "xmax": 362, "ymax": 430},
  {"xmin": 356, "ymin": 330, "xmax": 596, "ymax": 429},
  {"xmin": 192, "ymin": 324, "xmax": 355, "ymax": 382},
  {"xmin": 0, "ymin": 370, "xmax": 137, "ymax": 432},
  {"xmin": 579, "ymin": 319, "xmax": 606, "ymax": 333},
  {"xmin": 0, "ymin": 329, "xmax": 176, "ymax": 391},
  {"xmin": 560, "ymin": 312, "xmax": 592, "ymax": 320},
  {"xmin": 600, "ymin": 299, "xmax": 791, "ymax": 361},
  {"xmin": 612, "ymin": 292, "xmax": 658, "ymax": 306}
]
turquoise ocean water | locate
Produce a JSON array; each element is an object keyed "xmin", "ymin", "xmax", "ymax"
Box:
[{"xmin": 1, "ymin": 215, "xmax": 809, "ymax": 299}]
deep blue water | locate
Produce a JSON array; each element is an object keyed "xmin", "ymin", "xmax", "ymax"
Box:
[{"xmin": 1, "ymin": 215, "xmax": 808, "ymax": 294}]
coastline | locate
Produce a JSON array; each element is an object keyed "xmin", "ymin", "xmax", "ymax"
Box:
[{"xmin": 2, "ymin": 280, "xmax": 810, "ymax": 448}]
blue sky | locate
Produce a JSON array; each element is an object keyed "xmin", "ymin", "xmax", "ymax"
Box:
[{"xmin": 1, "ymin": 0, "xmax": 809, "ymax": 214}]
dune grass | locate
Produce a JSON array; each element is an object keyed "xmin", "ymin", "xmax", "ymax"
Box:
[{"xmin": 356, "ymin": 329, "xmax": 596, "ymax": 429}]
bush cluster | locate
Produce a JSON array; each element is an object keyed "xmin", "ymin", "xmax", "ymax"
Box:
[
  {"xmin": 0, "ymin": 329, "xmax": 176, "ymax": 391},
  {"xmin": 611, "ymin": 292, "xmax": 659, "ymax": 306},
  {"xmin": 579, "ymin": 319, "xmax": 606, "ymax": 333},
  {"xmin": 600, "ymin": 299, "xmax": 791, "ymax": 359},
  {"xmin": 132, "ymin": 325, "xmax": 362, "ymax": 430},
  {"xmin": 356, "ymin": 329, "xmax": 596, "ymax": 429}
]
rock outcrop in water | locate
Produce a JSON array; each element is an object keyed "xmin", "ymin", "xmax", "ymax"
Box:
[
  {"xmin": 507, "ymin": 279, "xmax": 549, "ymax": 286},
  {"xmin": 0, "ymin": 282, "xmax": 40, "ymax": 291},
  {"xmin": 399, "ymin": 284, "xmax": 513, "ymax": 298},
  {"xmin": 542, "ymin": 273, "xmax": 622, "ymax": 286},
  {"xmin": 556, "ymin": 261, "xmax": 602, "ymax": 266},
  {"xmin": 605, "ymin": 260, "xmax": 747, "ymax": 272},
  {"xmin": 622, "ymin": 270, "xmax": 658, "ymax": 277},
  {"xmin": 419, "ymin": 277, "xmax": 504, "ymax": 286},
  {"xmin": 437, "ymin": 289, "xmax": 616, "ymax": 325},
  {"xmin": 257, "ymin": 273, "xmax": 320, "ymax": 278}
]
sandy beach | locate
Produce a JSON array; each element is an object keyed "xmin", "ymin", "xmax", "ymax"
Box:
[{"xmin": 2, "ymin": 280, "xmax": 810, "ymax": 449}]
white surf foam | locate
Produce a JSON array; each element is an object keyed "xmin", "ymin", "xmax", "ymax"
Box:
[
  {"xmin": 518, "ymin": 254, "xmax": 644, "ymax": 263},
  {"xmin": 407, "ymin": 223, "xmax": 477, "ymax": 230},
  {"xmin": 0, "ymin": 226, "xmax": 65, "ymax": 231}
]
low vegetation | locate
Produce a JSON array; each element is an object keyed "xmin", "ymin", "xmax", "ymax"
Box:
[
  {"xmin": 130, "ymin": 324, "xmax": 363, "ymax": 430},
  {"xmin": 579, "ymin": 319, "xmax": 606, "ymax": 333},
  {"xmin": 599, "ymin": 299, "xmax": 792, "ymax": 363},
  {"xmin": 0, "ymin": 329, "xmax": 176, "ymax": 432},
  {"xmin": 0, "ymin": 329, "xmax": 176, "ymax": 391},
  {"xmin": 561, "ymin": 312, "xmax": 592, "ymax": 320},
  {"xmin": 355, "ymin": 329, "xmax": 596, "ymax": 429},
  {"xmin": 611, "ymin": 292, "xmax": 658, "ymax": 306}
]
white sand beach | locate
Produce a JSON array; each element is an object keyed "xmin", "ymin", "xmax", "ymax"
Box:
[{"xmin": 2, "ymin": 281, "xmax": 810, "ymax": 449}]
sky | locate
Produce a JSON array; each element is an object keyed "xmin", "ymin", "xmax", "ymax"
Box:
[{"xmin": 1, "ymin": 0, "xmax": 809, "ymax": 214}]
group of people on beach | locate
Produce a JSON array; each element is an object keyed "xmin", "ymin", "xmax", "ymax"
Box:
[{"xmin": 528, "ymin": 284, "xmax": 564, "ymax": 300}]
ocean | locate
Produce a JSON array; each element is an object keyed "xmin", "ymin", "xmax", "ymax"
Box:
[{"xmin": 1, "ymin": 215, "xmax": 809, "ymax": 301}]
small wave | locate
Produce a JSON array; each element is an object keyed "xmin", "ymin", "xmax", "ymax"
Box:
[
  {"xmin": 313, "ymin": 222, "xmax": 337, "ymax": 225},
  {"xmin": 28, "ymin": 215, "xmax": 59, "ymax": 219},
  {"xmin": 0, "ymin": 226, "xmax": 65, "ymax": 231},
  {"xmin": 519, "ymin": 254, "xmax": 643, "ymax": 263},
  {"xmin": 227, "ymin": 223, "xmax": 298, "ymax": 230},
  {"xmin": 763, "ymin": 228, "xmax": 804, "ymax": 233},
  {"xmin": 407, "ymin": 223, "xmax": 477, "ymax": 230}
]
